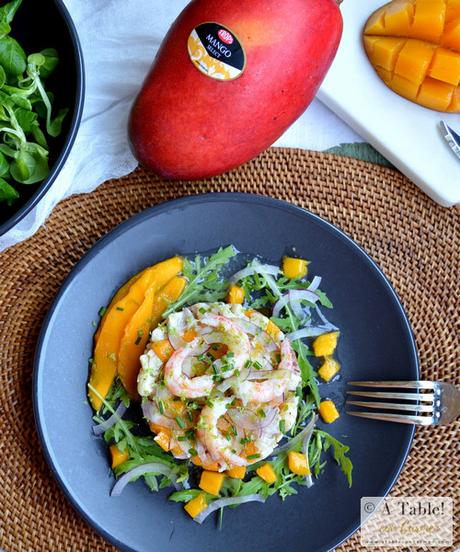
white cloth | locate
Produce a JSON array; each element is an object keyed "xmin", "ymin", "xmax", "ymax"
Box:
[{"xmin": 0, "ymin": 0, "xmax": 362, "ymax": 252}]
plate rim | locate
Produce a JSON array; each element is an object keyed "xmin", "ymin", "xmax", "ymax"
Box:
[{"xmin": 33, "ymin": 192, "xmax": 419, "ymax": 552}]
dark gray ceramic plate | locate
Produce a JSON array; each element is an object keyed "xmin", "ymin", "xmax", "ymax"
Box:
[{"xmin": 34, "ymin": 193, "xmax": 418, "ymax": 552}]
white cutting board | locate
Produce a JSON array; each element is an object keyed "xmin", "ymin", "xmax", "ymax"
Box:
[{"xmin": 318, "ymin": 0, "xmax": 460, "ymax": 207}]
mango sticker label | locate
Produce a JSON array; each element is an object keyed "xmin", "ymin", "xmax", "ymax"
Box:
[{"xmin": 188, "ymin": 23, "xmax": 245, "ymax": 81}]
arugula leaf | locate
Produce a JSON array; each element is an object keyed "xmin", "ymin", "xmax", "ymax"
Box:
[
  {"xmin": 314, "ymin": 430, "xmax": 353, "ymax": 487},
  {"xmin": 169, "ymin": 489, "xmax": 212, "ymax": 503},
  {"xmin": 315, "ymin": 289, "xmax": 333, "ymax": 309},
  {"xmin": 162, "ymin": 245, "xmax": 237, "ymax": 316}
]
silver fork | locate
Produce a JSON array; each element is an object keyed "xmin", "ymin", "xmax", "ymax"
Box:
[{"xmin": 346, "ymin": 381, "xmax": 460, "ymax": 425}]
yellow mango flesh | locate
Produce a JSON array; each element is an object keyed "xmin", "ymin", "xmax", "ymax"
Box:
[
  {"xmin": 226, "ymin": 466, "xmax": 246, "ymax": 479},
  {"xmin": 256, "ymin": 463, "xmax": 277, "ymax": 484},
  {"xmin": 184, "ymin": 493, "xmax": 208, "ymax": 519},
  {"xmin": 319, "ymin": 400, "xmax": 340, "ymax": 424},
  {"xmin": 282, "ymin": 257, "xmax": 308, "ymax": 279},
  {"xmin": 199, "ymin": 471, "xmax": 225, "ymax": 496},
  {"xmin": 364, "ymin": 0, "xmax": 460, "ymax": 111},
  {"xmin": 117, "ymin": 275, "xmax": 186, "ymax": 400},
  {"xmin": 88, "ymin": 256, "xmax": 183, "ymax": 410},
  {"xmin": 288, "ymin": 451, "xmax": 310, "ymax": 476},
  {"xmin": 227, "ymin": 284, "xmax": 245, "ymax": 304},
  {"xmin": 110, "ymin": 444, "xmax": 129, "ymax": 469},
  {"xmin": 94, "ymin": 271, "xmax": 142, "ymax": 343},
  {"xmin": 117, "ymin": 287, "xmax": 156, "ymax": 398}
]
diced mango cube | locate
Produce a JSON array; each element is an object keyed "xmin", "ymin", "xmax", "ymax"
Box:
[
  {"xmin": 442, "ymin": 18, "xmax": 460, "ymax": 52},
  {"xmin": 226, "ymin": 466, "xmax": 247, "ymax": 479},
  {"xmin": 282, "ymin": 257, "xmax": 309, "ymax": 279},
  {"xmin": 199, "ymin": 470, "xmax": 225, "ymax": 496},
  {"xmin": 366, "ymin": 37, "xmax": 406, "ymax": 71},
  {"xmin": 390, "ymin": 73, "xmax": 421, "ymax": 99},
  {"xmin": 182, "ymin": 328, "xmax": 198, "ymax": 343},
  {"xmin": 410, "ymin": 0, "xmax": 446, "ymax": 42},
  {"xmin": 243, "ymin": 441, "xmax": 259, "ymax": 459},
  {"xmin": 394, "ymin": 39, "xmax": 435, "ymax": 84},
  {"xmin": 364, "ymin": 6, "xmax": 386, "ymax": 35},
  {"xmin": 191, "ymin": 455, "xmax": 220, "ymax": 471},
  {"xmin": 168, "ymin": 398, "xmax": 186, "ymax": 416},
  {"xmin": 417, "ymin": 77, "xmax": 455, "ymax": 110},
  {"xmin": 184, "ymin": 493, "xmax": 208, "ymax": 518},
  {"xmin": 446, "ymin": 0, "xmax": 460, "ymax": 22},
  {"xmin": 312, "ymin": 331, "xmax": 339, "ymax": 357},
  {"xmin": 110, "ymin": 444, "xmax": 129, "ymax": 469},
  {"xmin": 375, "ymin": 66, "xmax": 393, "ymax": 84},
  {"xmin": 256, "ymin": 463, "xmax": 277, "ymax": 484},
  {"xmin": 227, "ymin": 284, "xmax": 245, "ymax": 304},
  {"xmin": 384, "ymin": 0, "xmax": 415, "ymax": 36},
  {"xmin": 288, "ymin": 451, "xmax": 311, "ymax": 476},
  {"xmin": 208, "ymin": 343, "xmax": 228, "ymax": 360},
  {"xmin": 170, "ymin": 445, "xmax": 183, "ymax": 456},
  {"xmin": 319, "ymin": 400, "xmax": 340, "ymax": 424},
  {"xmin": 428, "ymin": 48, "xmax": 460, "ymax": 85},
  {"xmin": 447, "ymin": 86, "xmax": 460, "ymax": 111},
  {"xmin": 318, "ymin": 356, "xmax": 341, "ymax": 382},
  {"xmin": 151, "ymin": 339, "xmax": 173, "ymax": 363},
  {"xmin": 266, "ymin": 320, "xmax": 282, "ymax": 341},
  {"xmin": 154, "ymin": 431, "xmax": 170, "ymax": 452}
]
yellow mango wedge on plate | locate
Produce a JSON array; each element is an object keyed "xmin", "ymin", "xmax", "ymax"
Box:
[
  {"xmin": 364, "ymin": 0, "xmax": 460, "ymax": 112},
  {"xmin": 117, "ymin": 275, "xmax": 186, "ymax": 398},
  {"xmin": 88, "ymin": 256, "xmax": 183, "ymax": 410}
]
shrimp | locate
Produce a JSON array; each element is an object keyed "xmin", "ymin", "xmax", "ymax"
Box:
[
  {"xmin": 234, "ymin": 339, "xmax": 301, "ymax": 405},
  {"xmin": 200, "ymin": 313, "xmax": 251, "ymax": 373},
  {"xmin": 197, "ymin": 397, "xmax": 247, "ymax": 469},
  {"xmin": 164, "ymin": 337, "xmax": 214, "ymax": 398}
]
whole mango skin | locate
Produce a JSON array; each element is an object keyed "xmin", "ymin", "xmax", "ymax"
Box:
[{"xmin": 129, "ymin": 0, "xmax": 342, "ymax": 180}]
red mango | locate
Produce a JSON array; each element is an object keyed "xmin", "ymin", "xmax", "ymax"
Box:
[{"xmin": 129, "ymin": 0, "xmax": 343, "ymax": 179}]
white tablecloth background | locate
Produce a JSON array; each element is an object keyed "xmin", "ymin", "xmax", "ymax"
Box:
[{"xmin": 0, "ymin": 0, "xmax": 362, "ymax": 252}]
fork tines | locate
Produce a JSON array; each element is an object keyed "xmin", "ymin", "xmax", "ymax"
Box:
[{"xmin": 346, "ymin": 381, "xmax": 437, "ymax": 425}]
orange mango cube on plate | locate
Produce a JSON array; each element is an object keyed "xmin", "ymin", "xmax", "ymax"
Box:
[{"xmin": 363, "ymin": 0, "xmax": 460, "ymax": 112}]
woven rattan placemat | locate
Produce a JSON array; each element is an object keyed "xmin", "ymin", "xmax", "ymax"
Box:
[{"xmin": 0, "ymin": 148, "xmax": 458, "ymax": 552}]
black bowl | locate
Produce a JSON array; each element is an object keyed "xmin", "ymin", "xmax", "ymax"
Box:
[{"xmin": 0, "ymin": 0, "xmax": 84, "ymax": 237}]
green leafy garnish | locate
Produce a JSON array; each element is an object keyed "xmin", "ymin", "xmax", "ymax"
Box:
[
  {"xmin": 0, "ymin": 0, "xmax": 68, "ymax": 204},
  {"xmin": 162, "ymin": 245, "xmax": 238, "ymax": 316}
]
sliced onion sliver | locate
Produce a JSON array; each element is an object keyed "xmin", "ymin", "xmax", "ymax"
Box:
[
  {"xmin": 289, "ymin": 294, "xmax": 306, "ymax": 321},
  {"xmin": 246, "ymin": 369, "xmax": 290, "ymax": 381},
  {"xmin": 92, "ymin": 402, "xmax": 127, "ymax": 436},
  {"xmin": 273, "ymin": 294, "xmax": 289, "ymax": 318},
  {"xmin": 228, "ymin": 407, "xmax": 277, "ymax": 431},
  {"xmin": 315, "ymin": 306, "xmax": 339, "ymax": 330},
  {"xmin": 271, "ymin": 414, "xmax": 316, "ymax": 456},
  {"xmin": 231, "ymin": 262, "xmax": 280, "ymax": 283},
  {"xmin": 262, "ymin": 273, "xmax": 282, "ymax": 298},
  {"xmin": 302, "ymin": 415, "xmax": 318, "ymax": 488},
  {"xmin": 286, "ymin": 326, "xmax": 331, "ymax": 341},
  {"xmin": 289, "ymin": 289, "xmax": 320, "ymax": 304},
  {"xmin": 111, "ymin": 463, "xmax": 179, "ymax": 496},
  {"xmin": 308, "ymin": 275, "xmax": 322, "ymax": 292},
  {"xmin": 194, "ymin": 494, "xmax": 266, "ymax": 524},
  {"xmin": 274, "ymin": 289, "xmax": 319, "ymax": 319}
]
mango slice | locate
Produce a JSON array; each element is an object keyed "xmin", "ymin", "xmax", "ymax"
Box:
[
  {"xmin": 117, "ymin": 275, "xmax": 186, "ymax": 399},
  {"xmin": 117, "ymin": 287, "xmax": 156, "ymax": 398},
  {"xmin": 364, "ymin": 0, "xmax": 460, "ymax": 112},
  {"xmin": 94, "ymin": 271, "xmax": 142, "ymax": 343},
  {"xmin": 88, "ymin": 257, "xmax": 183, "ymax": 410}
]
